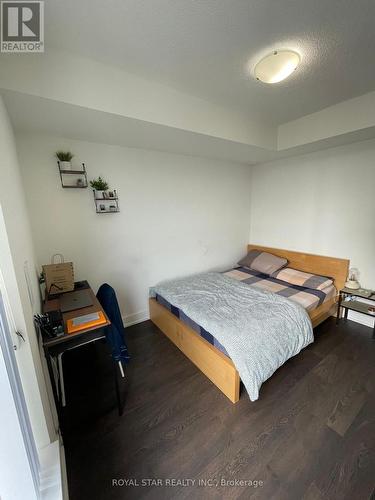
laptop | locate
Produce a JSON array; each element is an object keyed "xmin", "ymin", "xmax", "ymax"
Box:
[{"xmin": 59, "ymin": 290, "xmax": 93, "ymax": 313}]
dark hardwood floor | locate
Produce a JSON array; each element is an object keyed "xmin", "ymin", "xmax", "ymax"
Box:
[{"xmin": 62, "ymin": 318, "xmax": 375, "ymax": 500}]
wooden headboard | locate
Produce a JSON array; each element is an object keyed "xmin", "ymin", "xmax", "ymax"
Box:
[{"xmin": 248, "ymin": 244, "xmax": 349, "ymax": 292}]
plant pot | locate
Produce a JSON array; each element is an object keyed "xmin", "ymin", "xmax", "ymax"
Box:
[
  {"xmin": 59, "ymin": 161, "xmax": 72, "ymax": 170},
  {"xmin": 95, "ymin": 190, "xmax": 105, "ymax": 199}
]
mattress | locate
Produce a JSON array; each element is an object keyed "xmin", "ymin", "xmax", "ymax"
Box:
[{"xmin": 155, "ymin": 267, "xmax": 336, "ymax": 357}]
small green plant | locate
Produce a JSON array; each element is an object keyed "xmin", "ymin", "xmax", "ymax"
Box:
[
  {"xmin": 90, "ymin": 176, "xmax": 109, "ymax": 191},
  {"xmin": 55, "ymin": 151, "xmax": 74, "ymax": 162}
]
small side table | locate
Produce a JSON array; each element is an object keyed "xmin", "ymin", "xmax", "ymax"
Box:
[{"xmin": 336, "ymin": 287, "xmax": 375, "ymax": 339}]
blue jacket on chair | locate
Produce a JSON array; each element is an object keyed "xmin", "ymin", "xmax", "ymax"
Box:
[{"xmin": 96, "ymin": 284, "xmax": 130, "ymax": 364}]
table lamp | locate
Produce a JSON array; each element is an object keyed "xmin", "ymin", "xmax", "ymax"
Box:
[{"xmin": 345, "ymin": 267, "xmax": 360, "ymax": 290}]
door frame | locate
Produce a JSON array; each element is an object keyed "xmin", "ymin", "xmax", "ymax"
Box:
[{"xmin": 0, "ymin": 290, "xmax": 41, "ymax": 498}]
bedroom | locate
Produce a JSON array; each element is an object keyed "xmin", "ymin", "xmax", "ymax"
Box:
[{"xmin": 0, "ymin": 1, "xmax": 374, "ymax": 499}]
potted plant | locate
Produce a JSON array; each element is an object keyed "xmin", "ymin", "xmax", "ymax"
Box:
[
  {"xmin": 90, "ymin": 176, "xmax": 109, "ymax": 199},
  {"xmin": 56, "ymin": 151, "xmax": 74, "ymax": 170}
]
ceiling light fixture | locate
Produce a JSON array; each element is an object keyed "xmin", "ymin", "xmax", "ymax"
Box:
[{"xmin": 254, "ymin": 50, "xmax": 300, "ymax": 84}]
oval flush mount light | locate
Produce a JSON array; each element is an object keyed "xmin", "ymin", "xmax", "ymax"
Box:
[{"xmin": 254, "ymin": 50, "xmax": 300, "ymax": 84}]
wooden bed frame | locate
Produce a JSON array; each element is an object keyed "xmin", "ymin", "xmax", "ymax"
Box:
[{"xmin": 149, "ymin": 245, "xmax": 349, "ymax": 403}]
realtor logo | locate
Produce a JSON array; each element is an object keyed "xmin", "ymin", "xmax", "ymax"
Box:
[{"xmin": 1, "ymin": 1, "xmax": 44, "ymax": 52}]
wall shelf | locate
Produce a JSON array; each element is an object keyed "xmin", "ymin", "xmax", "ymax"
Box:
[
  {"xmin": 93, "ymin": 189, "xmax": 120, "ymax": 214},
  {"xmin": 58, "ymin": 162, "xmax": 88, "ymax": 188}
]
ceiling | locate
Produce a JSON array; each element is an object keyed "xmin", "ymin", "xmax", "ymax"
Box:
[{"xmin": 44, "ymin": 0, "xmax": 375, "ymax": 126}]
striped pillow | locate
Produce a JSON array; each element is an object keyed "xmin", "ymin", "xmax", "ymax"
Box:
[
  {"xmin": 238, "ymin": 250, "xmax": 287, "ymax": 275},
  {"xmin": 271, "ymin": 267, "xmax": 333, "ymax": 290}
]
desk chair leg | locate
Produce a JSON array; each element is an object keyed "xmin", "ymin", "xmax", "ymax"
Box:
[{"xmin": 57, "ymin": 352, "xmax": 67, "ymax": 407}]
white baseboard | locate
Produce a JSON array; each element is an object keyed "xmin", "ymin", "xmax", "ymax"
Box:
[
  {"xmin": 39, "ymin": 439, "xmax": 63, "ymax": 499},
  {"xmin": 59, "ymin": 439, "xmax": 69, "ymax": 500},
  {"xmin": 123, "ymin": 309, "xmax": 149, "ymax": 327}
]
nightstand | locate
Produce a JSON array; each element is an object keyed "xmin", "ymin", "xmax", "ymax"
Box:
[{"xmin": 336, "ymin": 287, "xmax": 375, "ymax": 339}]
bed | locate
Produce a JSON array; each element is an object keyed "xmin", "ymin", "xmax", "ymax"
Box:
[{"xmin": 149, "ymin": 245, "xmax": 349, "ymax": 403}]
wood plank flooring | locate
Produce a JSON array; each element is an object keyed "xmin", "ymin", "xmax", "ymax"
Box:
[{"xmin": 62, "ymin": 318, "xmax": 375, "ymax": 500}]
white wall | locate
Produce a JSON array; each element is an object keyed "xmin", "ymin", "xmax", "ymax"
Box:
[
  {"xmin": 0, "ymin": 98, "xmax": 55, "ymax": 447},
  {"xmin": 249, "ymin": 138, "xmax": 375, "ymax": 326},
  {"xmin": 17, "ymin": 133, "xmax": 252, "ymax": 324}
]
